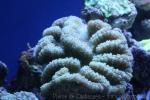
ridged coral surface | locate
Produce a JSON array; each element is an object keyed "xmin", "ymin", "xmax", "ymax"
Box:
[{"xmin": 33, "ymin": 16, "xmax": 133, "ymax": 98}]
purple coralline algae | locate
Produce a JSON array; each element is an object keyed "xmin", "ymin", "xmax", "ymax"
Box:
[
  {"xmin": 131, "ymin": 46, "xmax": 150, "ymax": 91},
  {"xmin": 122, "ymin": 31, "xmax": 150, "ymax": 94}
]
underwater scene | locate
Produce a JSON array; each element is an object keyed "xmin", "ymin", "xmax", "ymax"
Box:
[{"xmin": 0, "ymin": 0, "xmax": 150, "ymax": 100}]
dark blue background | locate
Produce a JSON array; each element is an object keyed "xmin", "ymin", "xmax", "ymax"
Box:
[{"xmin": 0, "ymin": 0, "xmax": 82, "ymax": 80}]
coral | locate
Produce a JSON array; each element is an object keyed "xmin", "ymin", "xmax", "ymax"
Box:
[
  {"xmin": 34, "ymin": 33, "xmax": 64, "ymax": 64},
  {"xmin": 84, "ymin": 0, "xmax": 132, "ymax": 18},
  {"xmin": 131, "ymin": 46, "xmax": 150, "ymax": 89},
  {"xmin": 1, "ymin": 0, "xmax": 150, "ymax": 99},
  {"xmin": 118, "ymin": 83, "xmax": 136, "ymax": 100},
  {"xmin": 130, "ymin": 19, "xmax": 150, "ymax": 41},
  {"xmin": 33, "ymin": 16, "xmax": 133, "ymax": 99},
  {"xmin": 140, "ymin": 38, "xmax": 150, "ymax": 52},
  {"xmin": 0, "ymin": 61, "xmax": 8, "ymax": 86},
  {"xmin": 129, "ymin": 1, "xmax": 150, "ymax": 41},
  {"xmin": 122, "ymin": 31, "xmax": 150, "ymax": 93},
  {"xmin": 0, "ymin": 87, "xmax": 38, "ymax": 100},
  {"xmin": 9, "ymin": 48, "xmax": 43, "ymax": 92},
  {"xmin": 136, "ymin": 90, "xmax": 150, "ymax": 100},
  {"xmin": 146, "ymin": 91, "xmax": 150, "ymax": 100},
  {"xmin": 122, "ymin": 31, "xmax": 140, "ymax": 48},
  {"xmin": 82, "ymin": 0, "xmax": 137, "ymax": 29},
  {"xmin": 130, "ymin": 0, "xmax": 150, "ymax": 11},
  {"xmin": 141, "ymin": 19, "xmax": 150, "ymax": 33}
]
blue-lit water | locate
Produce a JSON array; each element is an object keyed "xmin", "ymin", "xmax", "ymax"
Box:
[{"xmin": 0, "ymin": 0, "xmax": 82, "ymax": 80}]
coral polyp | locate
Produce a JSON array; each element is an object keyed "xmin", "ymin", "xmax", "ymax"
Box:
[{"xmin": 32, "ymin": 16, "xmax": 133, "ymax": 99}]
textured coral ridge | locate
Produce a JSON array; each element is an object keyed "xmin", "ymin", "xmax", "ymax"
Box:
[{"xmin": 33, "ymin": 16, "xmax": 133, "ymax": 97}]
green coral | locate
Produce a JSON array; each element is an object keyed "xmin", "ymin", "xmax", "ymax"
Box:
[
  {"xmin": 84, "ymin": 0, "xmax": 132, "ymax": 18},
  {"xmin": 140, "ymin": 39, "xmax": 150, "ymax": 52},
  {"xmin": 33, "ymin": 16, "xmax": 133, "ymax": 98}
]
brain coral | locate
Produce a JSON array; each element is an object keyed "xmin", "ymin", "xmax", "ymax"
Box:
[{"xmin": 33, "ymin": 16, "xmax": 133, "ymax": 98}]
